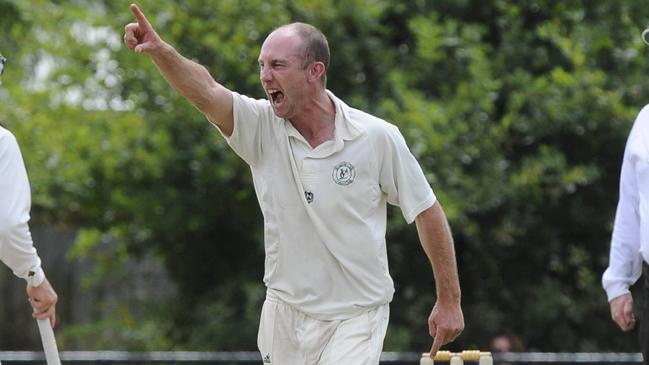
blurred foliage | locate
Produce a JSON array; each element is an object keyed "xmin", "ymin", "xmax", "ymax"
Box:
[{"xmin": 1, "ymin": 0, "xmax": 648, "ymax": 352}]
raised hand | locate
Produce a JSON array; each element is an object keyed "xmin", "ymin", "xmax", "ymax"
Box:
[
  {"xmin": 121, "ymin": 3, "xmax": 234, "ymax": 134},
  {"xmin": 124, "ymin": 4, "xmax": 163, "ymax": 54}
]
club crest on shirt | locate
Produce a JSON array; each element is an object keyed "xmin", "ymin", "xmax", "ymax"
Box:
[{"xmin": 332, "ymin": 162, "xmax": 355, "ymax": 185}]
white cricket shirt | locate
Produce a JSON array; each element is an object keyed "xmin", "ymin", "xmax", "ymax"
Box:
[
  {"xmin": 602, "ymin": 104, "xmax": 649, "ymax": 301},
  {"xmin": 219, "ymin": 90, "xmax": 436, "ymax": 319},
  {"xmin": 0, "ymin": 126, "xmax": 44, "ymax": 285}
]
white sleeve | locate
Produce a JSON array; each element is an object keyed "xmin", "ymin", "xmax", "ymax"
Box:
[
  {"xmin": 378, "ymin": 124, "xmax": 436, "ymax": 224},
  {"xmin": 0, "ymin": 129, "xmax": 44, "ymax": 285},
  {"xmin": 602, "ymin": 115, "xmax": 644, "ymax": 302},
  {"xmin": 214, "ymin": 92, "xmax": 272, "ymax": 167}
]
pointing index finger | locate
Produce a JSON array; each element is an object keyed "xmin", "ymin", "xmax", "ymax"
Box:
[
  {"xmin": 130, "ymin": 3, "xmax": 152, "ymax": 29},
  {"xmin": 430, "ymin": 334, "xmax": 443, "ymax": 357}
]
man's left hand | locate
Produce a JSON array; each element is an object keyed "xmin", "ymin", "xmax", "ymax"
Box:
[{"xmin": 428, "ymin": 301, "xmax": 464, "ymax": 357}]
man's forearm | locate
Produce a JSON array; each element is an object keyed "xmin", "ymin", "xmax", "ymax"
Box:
[
  {"xmin": 415, "ymin": 203, "xmax": 461, "ymax": 304},
  {"xmin": 149, "ymin": 43, "xmax": 218, "ymax": 110},
  {"xmin": 147, "ymin": 43, "xmax": 234, "ymax": 133}
]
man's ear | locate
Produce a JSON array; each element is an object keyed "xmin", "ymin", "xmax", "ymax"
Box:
[{"xmin": 309, "ymin": 61, "xmax": 326, "ymax": 83}]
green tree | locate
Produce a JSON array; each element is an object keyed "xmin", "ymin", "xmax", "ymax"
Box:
[{"xmin": 1, "ymin": 0, "xmax": 648, "ymax": 352}]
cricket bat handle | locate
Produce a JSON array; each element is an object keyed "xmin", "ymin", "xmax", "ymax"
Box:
[{"xmin": 37, "ymin": 318, "xmax": 61, "ymax": 365}]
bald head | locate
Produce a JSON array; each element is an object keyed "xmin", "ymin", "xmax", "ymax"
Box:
[{"xmin": 271, "ymin": 23, "xmax": 330, "ymax": 87}]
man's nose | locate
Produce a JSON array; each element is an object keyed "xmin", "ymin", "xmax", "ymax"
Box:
[{"xmin": 260, "ymin": 67, "xmax": 272, "ymax": 82}]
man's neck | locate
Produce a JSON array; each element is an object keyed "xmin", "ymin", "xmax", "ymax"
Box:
[{"xmin": 290, "ymin": 91, "xmax": 336, "ymax": 148}]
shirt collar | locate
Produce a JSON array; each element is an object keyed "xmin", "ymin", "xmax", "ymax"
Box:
[{"xmin": 326, "ymin": 89, "xmax": 363, "ymax": 143}]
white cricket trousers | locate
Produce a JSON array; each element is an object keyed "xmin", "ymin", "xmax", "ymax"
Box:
[{"xmin": 257, "ymin": 298, "xmax": 390, "ymax": 365}]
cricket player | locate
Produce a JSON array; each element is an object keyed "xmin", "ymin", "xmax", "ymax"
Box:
[
  {"xmin": 125, "ymin": 4, "xmax": 463, "ymax": 364},
  {"xmin": 0, "ymin": 53, "xmax": 58, "ymax": 328}
]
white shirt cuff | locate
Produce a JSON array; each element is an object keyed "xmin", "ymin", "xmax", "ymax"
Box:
[
  {"xmin": 605, "ymin": 284, "xmax": 630, "ymax": 302},
  {"xmin": 26, "ymin": 266, "xmax": 45, "ymax": 287}
]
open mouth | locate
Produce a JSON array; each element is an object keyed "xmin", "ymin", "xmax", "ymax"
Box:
[{"xmin": 267, "ymin": 89, "xmax": 285, "ymax": 105}]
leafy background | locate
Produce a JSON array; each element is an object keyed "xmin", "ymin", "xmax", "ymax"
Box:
[{"xmin": 1, "ymin": 0, "xmax": 647, "ymax": 353}]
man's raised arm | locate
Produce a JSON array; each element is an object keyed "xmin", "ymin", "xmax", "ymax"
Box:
[{"xmin": 124, "ymin": 4, "xmax": 234, "ymax": 136}]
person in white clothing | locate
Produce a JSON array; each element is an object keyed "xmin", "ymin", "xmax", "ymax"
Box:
[
  {"xmin": 602, "ymin": 104, "xmax": 649, "ymax": 363},
  {"xmin": 0, "ymin": 124, "xmax": 58, "ymax": 328},
  {"xmin": 125, "ymin": 4, "xmax": 463, "ymax": 363},
  {"xmin": 0, "ymin": 53, "xmax": 6, "ymax": 85}
]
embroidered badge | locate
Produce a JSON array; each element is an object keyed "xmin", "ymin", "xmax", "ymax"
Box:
[
  {"xmin": 305, "ymin": 190, "xmax": 314, "ymax": 203},
  {"xmin": 332, "ymin": 162, "xmax": 355, "ymax": 185}
]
